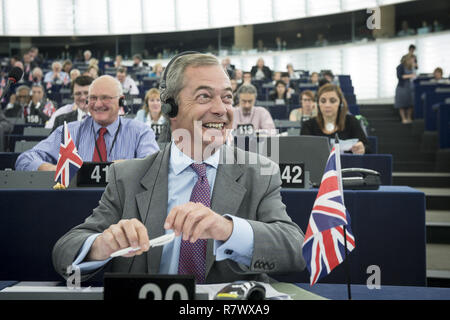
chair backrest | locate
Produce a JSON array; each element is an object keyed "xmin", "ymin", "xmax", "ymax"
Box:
[
  {"xmin": 259, "ymin": 135, "xmax": 331, "ymax": 186},
  {"xmin": 14, "ymin": 140, "xmax": 39, "ymax": 153},
  {"xmin": 6, "ymin": 117, "xmax": 25, "ymax": 125},
  {"xmin": 23, "ymin": 127, "xmax": 52, "ymax": 136}
]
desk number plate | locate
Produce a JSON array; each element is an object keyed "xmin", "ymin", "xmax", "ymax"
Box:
[
  {"xmin": 279, "ymin": 163, "xmax": 305, "ymax": 188},
  {"xmin": 103, "ymin": 273, "xmax": 195, "ymax": 300},
  {"xmin": 76, "ymin": 162, "xmax": 112, "ymax": 187}
]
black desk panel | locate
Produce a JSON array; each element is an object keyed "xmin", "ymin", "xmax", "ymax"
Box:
[{"xmin": 0, "ymin": 186, "xmax": 425, "ymax": 286}]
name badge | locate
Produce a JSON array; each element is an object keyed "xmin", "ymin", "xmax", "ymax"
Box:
[
  {"xmin": 237, "ymin": 123, "xmax": 254, "ymax": 135},
  {"xmin": 151, "ymin": 123, "xmax": 165, "ymax": 136},
  {"xmin": 76, "ymin": 162, "xmax": 112, "ymax": 187},
  {"xmin": 104, "ymin": 273, "xmax": 195, "ymax": 301},
  {"xmin": 279, "ymin": 163, "xmax": 305, "ymax": 188}
]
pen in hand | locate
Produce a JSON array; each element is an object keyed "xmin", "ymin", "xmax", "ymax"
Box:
[{"xmin": 110, "ymin": 233, "xmax": 175, "ymax": 258}]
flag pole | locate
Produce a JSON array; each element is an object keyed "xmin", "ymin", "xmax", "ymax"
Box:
[{"xmin": 335, "ymin": 134, "xmax": 352, "ymax": 300}]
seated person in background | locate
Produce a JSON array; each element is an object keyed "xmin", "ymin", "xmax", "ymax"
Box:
[
  {"xmin": 431, "ymin": 67, "xmax": 450, "ymax": 84},
  {"xmin": 320, "ymin": 70, "xmax": 338, "ymax": 87},
  {"xmin": 4, "ymin": 85, "xmax": 31, "ymax": 118},
  {"xmin": 62, "ymin": 59, "xmax": 73, "ymax": 75},
  {"xmin": 301, "ymin": 84, "xmax": 369, "ymax": 154},
  {"xmin": 86, "ymin": 65, "xmax": 99, "ymax": 79},
  {"xmin": 22, "ymin": 52, "xmax": 37, "ymax": 83},
  {"xmin": 52, "ymin": 76, "xmax": 94, "ymax": 132},
  {"xmin": 116, "ymin": 67, "xmax": 139, "ymax": 95},
  {"xmin": 269, "ymin": 80, "xmax": 291, "ymax": 104},
  {"xmin": 83, "ymin": 50, "xmax": 92, "ymax": 64},
  {"xmin": 30, "ymin": 67, "xmax": 44, "ymax": 87},
  {"xmin": 309, "ymin": 72, "xmax": 319, "ymax": 86},
  {"xmin": 271, "ymin": 71, "xmax": 281, "ymax": 85},
  {"xmin": 233, "ymin": 69, "xmax": 243, "ymax": 84},
  {"xmin": 250, "ymin": 58, "xmax": 272, "ymax": 81},
  {"xmin": 233, "ymin": 84, "xmax": 276, "ymax": 135},
  {"xmin": 149, "ymin": 63, "xmax": 163, "ymax": 78},
  {"xmin": 43, "ymin": 61, "xmax": 70, "ymax": 87},
  {"xmin": 46, "ymin": 76, "xmax": 94, "ymax": 129},
  {"xmin": 230, "ymin": 79, "xmax": 240, "ymax": 106},
  {"xmin": 286, "ymin": 63, "xmax": 300, "ymax": 80},
  {"xmin": 221, "ymin": 57, "xmax": 235, "ymax": 79},
  {"xmin": 114, "ymin": 55, "xmax": 123, "ymax": 68},
  {"xmin": 15, "ymin": 75, "xmax": 159, "ymax": 171},
  {"xmin": 25, "ymin": 84, "xmax": 56, "ymax": 125},
  {"xmin": 289, "ymin": 90, "xmax": 317, "ymax": 121},
  {"xmin": 132, "ymin": 54, "xmax": 149, "ymax": 69},
  {"xmin": 397, "ymin": 21, "xmax": 415, "ymax": 37},
  {"xmin": 242, "ymin": 72, "xmax": 252, "ymax": 85},
  {"xmin": 281, "ymin": 72, "xmax": 296, "ymax": 95},
  {"xmin": 69, "ymin": 69, "xmax": 81, "ymax": 82},
  {"xmin": 52, "ymin": 52, "xmax": 305, "ymax": 284},
  {"xmin": 135, "ymin": 88, "xmax": 167, "ymax": 126}
]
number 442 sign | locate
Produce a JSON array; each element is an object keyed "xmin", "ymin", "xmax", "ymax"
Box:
[{"xmin": 279, "ymin": 163, "xmax": 305, "ymax": 188}]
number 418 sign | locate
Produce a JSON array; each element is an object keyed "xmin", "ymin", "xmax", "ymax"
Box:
[{"xmin": 279, "ymin": 163, "xmax": 305, "ymax": 188}]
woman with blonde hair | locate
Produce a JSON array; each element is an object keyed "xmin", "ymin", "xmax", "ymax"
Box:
[
  {"xmin": 394, "ymin": 55, "xmax": 416, "ymax": 124},
  {"xmin": 135, "ymin": 88, "xmax": 166, "ymax": 125},
  {"xmin": 301, "ymin": 83, "xmax": 369, "ymax": 154}
]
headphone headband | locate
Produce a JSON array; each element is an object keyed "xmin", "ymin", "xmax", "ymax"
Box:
[{"xmin": 159, "ymin": 51, "xmax": 200, "ymax": 118}]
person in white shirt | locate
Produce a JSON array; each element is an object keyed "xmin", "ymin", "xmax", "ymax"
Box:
[
  {"xmin": 43, "ymin": 61, "xmax": 70, "ymax": 86},
  {"xmin": 116, "ymin": 67, "xmax": 139, "ymax": 95}
]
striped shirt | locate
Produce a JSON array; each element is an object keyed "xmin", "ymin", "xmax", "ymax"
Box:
[{"xmin": 15, "ymin": 116, "xmax": 160, "ymax": 171}]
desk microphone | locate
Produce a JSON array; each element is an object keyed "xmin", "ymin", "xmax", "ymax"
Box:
[{"xmin": 0, "ymin": 67, "xmax": 24, "ymax": 101}]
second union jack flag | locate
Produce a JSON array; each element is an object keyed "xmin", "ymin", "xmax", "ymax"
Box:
[
  {"xmin": 54, "ymin": 122, "xmax": 83, "ymax": 187},
  {"xmin": 301, "ymin": 145, "xmax": 356, "ymax": 285}
]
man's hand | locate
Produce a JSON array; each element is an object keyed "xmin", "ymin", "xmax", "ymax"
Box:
[
  {"xmin": 164, "ymin": 202, "xmax": 233, "ymax": 243},
  {"xmin": 87, "ymin": 218, "xmax": 150, "ymax": 261},
  {"xmin": 38, "ymin": 162, "xmax": 57, "ymax": 171}
]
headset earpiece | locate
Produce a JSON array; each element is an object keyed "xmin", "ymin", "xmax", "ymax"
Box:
[
  {"xmin": 159, "ymin": 50, "xmax": 200, "ymax": 118},
  {"xmin": 161, "ymin": 97, "xmax": 178, "ymax": 118}
]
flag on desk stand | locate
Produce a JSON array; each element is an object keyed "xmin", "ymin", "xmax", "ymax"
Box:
[
  {"xmin": 301, "ymin": 134, "xmax": 356, "ymax": 298},
  {"xmin": 53, "ymin": 121, "xmax": 83, "ymax": 189}
]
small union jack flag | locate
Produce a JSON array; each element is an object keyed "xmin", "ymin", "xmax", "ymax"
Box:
[
  {"xmin": 301, "ymin": 143, "xmax": 356, "ymax": 286},
  {"xmin": 43, "ymin": 101, "xmax": 56, "ymax": 117},
  {"xmin": 54, "ymin": 122, "xmax": 83, "ymax": 187}
]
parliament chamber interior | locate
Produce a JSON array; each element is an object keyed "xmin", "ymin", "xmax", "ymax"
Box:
[{"xmin": 0, "ymin": 0, "xmax": 450, "ymax": 304}]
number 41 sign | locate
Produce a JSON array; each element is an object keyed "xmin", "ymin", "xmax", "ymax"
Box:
[{"xmin": 279, "ymin": 163, "xmax": 305, "ymax": 188}]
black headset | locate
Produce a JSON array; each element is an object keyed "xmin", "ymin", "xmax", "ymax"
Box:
[{"xmin": 159, "ymin": 51, "xmax": 199, "ymax": 118}]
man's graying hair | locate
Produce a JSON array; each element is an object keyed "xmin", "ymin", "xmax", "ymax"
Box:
[
  {"xmin": 236, "ymin": 83, "xmax": 257, "ymax": 96},
  {"xmin": 160, "ymin": 53, "xmax": 220, "ymax": 105}
]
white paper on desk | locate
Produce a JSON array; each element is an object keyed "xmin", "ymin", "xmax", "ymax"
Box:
[
  {"xmin": 196, "ymin": 283, "xmax": 292, "ymax": 300},
  {"xmin": 1, "ymin": 281, "xmax": 103, "ymax": 293},
  {"xmin": 331, "ymin": 138, "xmax": 358, "ymax": 152}
]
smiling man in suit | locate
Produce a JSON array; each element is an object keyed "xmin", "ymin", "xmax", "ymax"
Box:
[{"xmin": 52, "ymin": 53, "xmax": 305, "ymax": 284}]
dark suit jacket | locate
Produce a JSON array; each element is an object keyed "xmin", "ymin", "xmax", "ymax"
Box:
[
  {"xmin": 52, "ymin": 144, "xmax": 306, "ymax": 283},
  {"xmin": 52, "ymin": 109, "xmax": 78, "ymax": 132},
  {"xmin": 5, "ymin": 101, "xmax": 50, "ymax": 125},
  {"xmin": 250, "ymin": 66, "xmax": 272, "ymax": 81}
]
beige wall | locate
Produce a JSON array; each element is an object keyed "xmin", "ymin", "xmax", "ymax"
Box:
[
  {"xmin": 372, "ymin": 5, "xmax": 396, "ymax": 39},
  {"xmin": 234, "ymin": 25, "xmax": 253, "ymax": 50}
]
